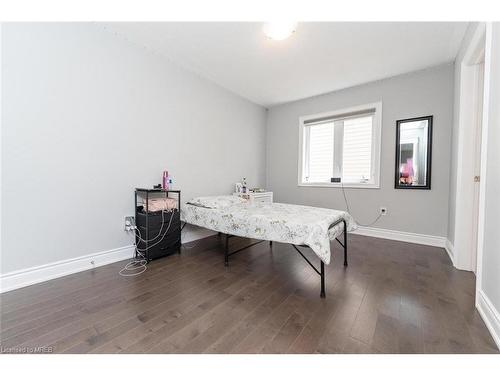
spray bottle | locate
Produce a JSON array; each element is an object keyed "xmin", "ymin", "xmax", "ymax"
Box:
[{"xmin": 162, "ymin": 171, "xmax": 169, "ymax": 190}]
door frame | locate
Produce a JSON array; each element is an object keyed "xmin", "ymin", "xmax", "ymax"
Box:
[
  {"xmin": 452, "ymin": 23, "xmax": 487, "ymax": 273},
  {"xmin": 475, "ymin": 24, "xmax": 493, "ymax": 302},
  {"xmin": 470, "ymin": 61, "xmax": 484, "ymax": 274}
]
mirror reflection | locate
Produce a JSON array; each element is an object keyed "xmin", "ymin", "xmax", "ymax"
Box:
[{"xmin": 395, "ymin": 116, "xmax": 432, "ymax": 189}]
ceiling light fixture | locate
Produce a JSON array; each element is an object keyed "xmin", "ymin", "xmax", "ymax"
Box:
[{"xmin": 263, "ymin": 22, "xmax": 298, "ymax": 41}]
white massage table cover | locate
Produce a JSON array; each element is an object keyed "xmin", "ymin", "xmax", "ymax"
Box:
[{"xmin": 181, "ymin": 196, "xmax": 356, "ymax": 265}]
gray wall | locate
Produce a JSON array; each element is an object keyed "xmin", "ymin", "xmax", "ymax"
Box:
[
  {"xmin": 1, "ymin": 23, "xmax": 267, "ymax": 274},
  {"xmin": 481, "ymin": 22, "xmax": 500, "ymax": 315},
  {"xmin": 266, "ymin": 64, "xmax": 454, "ymax": 237}
]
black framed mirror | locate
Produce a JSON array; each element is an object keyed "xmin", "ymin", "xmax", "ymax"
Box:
[{"xmin": 395, "ymin": 116, "xmax": 433, "ymax": 189}]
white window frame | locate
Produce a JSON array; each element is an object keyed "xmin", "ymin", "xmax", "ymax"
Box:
[{"xmin": 297, "ymin": 102, "xmax": 382, "ymax": 189}]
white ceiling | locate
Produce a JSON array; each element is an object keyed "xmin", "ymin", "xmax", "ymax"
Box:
[{"xmin": 105, "ymin": 22, "xmax": 468, "ymax": 107}]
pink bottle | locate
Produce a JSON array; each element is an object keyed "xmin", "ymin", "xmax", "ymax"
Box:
[{"xmin": 162, "ymin": 171, "xmax": 169, "ymax": 190}]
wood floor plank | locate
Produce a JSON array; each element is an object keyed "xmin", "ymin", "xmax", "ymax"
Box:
[
  {"xmin": 21, "ymin": 265, "xmax": 227, "ymax": 351},
  {"xmin": 231, "ymin": 271, "xmax": 315, "ymax": 353},
  {"xmin": 125, "ymin": 289, "xmax": 233, "ymax": 353},
  {"xmin": 72, "ymin": 272, "xmax": 242, "ymax": 353},
  {"xmin": 203, "ymin": 277, "xmax": 298, "ymax": 353},
  {"xmin": 61, "ymin": 271, "xmax": 241, "ymax": 353},
  {"xmin": 96, "ymin": 266, "xmax": 271, "ymax": 353},
  {"xmin": 287, "ymin": 299, "xmax": 339, "ymax": 353},
  {"xmin": 59, "ymin": 247, "xmax": 271, "ymax": 353},
  {"xmin": 152, "ymin": 272, "xmax": 279, "ymax": 353},
  {"xmin": 347, "ymin": 281, "xmax": 381, "ymax": 345},
  {"xmin": 156, "ymin": 253, "xmax": 312, "ymax": 352},
  {"xmin": 371, "ymin": 313, "xmax": 400, "ymax": 353},
  {"xmin": 260, "ymin": 294, "xmax": 322, "ymax": 353},
  {"xmin": 113, "ymin": 249, "xmax": 274, "ymax": 354},
  {"xmin": 3, "ymin": 251, "xmax": 233, "ymax": 347},
  {"xmin": 86, "ymin": 246, "xmax": 276, "ymax": 354}
]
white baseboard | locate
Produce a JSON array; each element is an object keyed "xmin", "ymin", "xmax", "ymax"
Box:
[
  {"xmin": 352, "ymin": 226, "xmax": 446, "ymax": 248},
  {"xmin": 0, "ymin": 245, "xmax": 135, "ymax": 293},
  {"xmin": 0, "ymin": 226, "xmax": 215, "ymax": 294},
  {"xmin": 476, "ymin": 289, "xmax": 500, "ymax": 350}
]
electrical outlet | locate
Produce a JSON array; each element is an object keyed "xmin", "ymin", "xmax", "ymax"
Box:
[
  {"xmin": 124, "ymin": 216, "xmax": 135, "ymax": 231},
  {"xmin": 380, "ymin": 207, "xmax": 388, "ymax": 216}
]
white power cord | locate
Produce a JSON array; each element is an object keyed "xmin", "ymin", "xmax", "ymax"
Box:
[
  {"xmin": 135, "ymin": 210, "xmax": 175, "ymax": 250},
  {"xmin": 119, "ymin": 255, "xmax": 148, "ymax": 277},
  {"xmin": 119, "ymin": 205, "xmax": 176, "ymax": 277},
  {"xmin": 340, "ymin": 181, "xmax": 382, "ymax": 228}
]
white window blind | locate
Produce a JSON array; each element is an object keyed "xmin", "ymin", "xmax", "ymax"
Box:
[
  {"xmin": 304, "ymin": 122, "xmax": 334, "ymax": 183},
  {"xmin": 299, "ymin": 102, "xmax": 381, "ymax": 188},
  {"xmin": 343, "ymin": 116, "xmax": 373, "ymax": 182}
]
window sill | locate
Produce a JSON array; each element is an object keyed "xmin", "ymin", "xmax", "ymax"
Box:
[{"xmin": 297, "ymin": 182, "xmax": 380, "ymax": 189}]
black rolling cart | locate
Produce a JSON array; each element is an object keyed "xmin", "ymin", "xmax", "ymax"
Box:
[{"xmin": 134, "ymin": 188, "xmax": 181, "ymax": 262}]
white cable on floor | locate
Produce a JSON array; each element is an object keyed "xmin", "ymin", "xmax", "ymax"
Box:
[{"xmin": 118, "ymin": 256, "xmax": 148, "ymax": 277}]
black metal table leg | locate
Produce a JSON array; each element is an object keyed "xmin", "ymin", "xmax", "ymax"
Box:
[
  {"xmin": 224, "ymin": 234, "xmax": 229, "ymax": 266},
  {"xmin": 215, "ymin": 217, "xmax": 348, "ymax": 299},
  {"xmin": 320, "ymin": 261, "xmax": 326, "ymax": 298},
  {"xmin": 343, "ymin": 220, "xmax": 348, "ymax": 267},
  {"xmin": 145, "ymin": 190, "xmax": 149, "ymax": 263}
]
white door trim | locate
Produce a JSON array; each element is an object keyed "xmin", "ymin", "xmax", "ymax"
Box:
[
  {"xmin": 452, "ymin": 23, "xmax": 487, "ymax": 272},
  {"xmin": 460, "ymin": 23, "xmax": 498, "ymax": 351},
  {"xmin": 470, "ymin": 61, "xmax": 484, "ymax": 274},
  {"xmin": 475, "ymin": 23, "xmax": 493, "ymax": 299}
]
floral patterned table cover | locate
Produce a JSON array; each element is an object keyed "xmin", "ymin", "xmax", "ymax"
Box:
[{"xmin": 181, "ymin": 197, "xmax": 356, "ymax": 265}]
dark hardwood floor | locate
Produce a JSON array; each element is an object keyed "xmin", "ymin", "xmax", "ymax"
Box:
[{"xmin": 1, "ymin": 234, "xmax": 498, "ymax": 354}]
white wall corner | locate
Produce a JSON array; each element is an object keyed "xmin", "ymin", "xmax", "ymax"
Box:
[
  {"xmin": 476, "ymin": 289, "xmax": 500, "ymax": 350},
  {"xmin": 181, "ymin": 225, "xmax": 216, "ymax": 244},
  {"xmin": 449, "ymin": 23, "xmax": 487, "ymax": 274},
  {"xmin": 445, "ymin": 238, "xmax": 456, "ymax": 266},
  {"xmin": 0, "ymin": 245, "xmax": 135, "ymax": 293},
  {"xmin": 352, "ymin": 226, "xmax": 446, "ymax": 248}
]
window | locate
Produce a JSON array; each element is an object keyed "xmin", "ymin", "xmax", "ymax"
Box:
[{"xmin": 298, "ymin": 102, "xmax": 382, "ymax": 188}]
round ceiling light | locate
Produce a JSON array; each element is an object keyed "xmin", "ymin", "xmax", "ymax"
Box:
[{"xmin": 263, "ymin": 22, "xmax": 298, "ymax": 41}]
